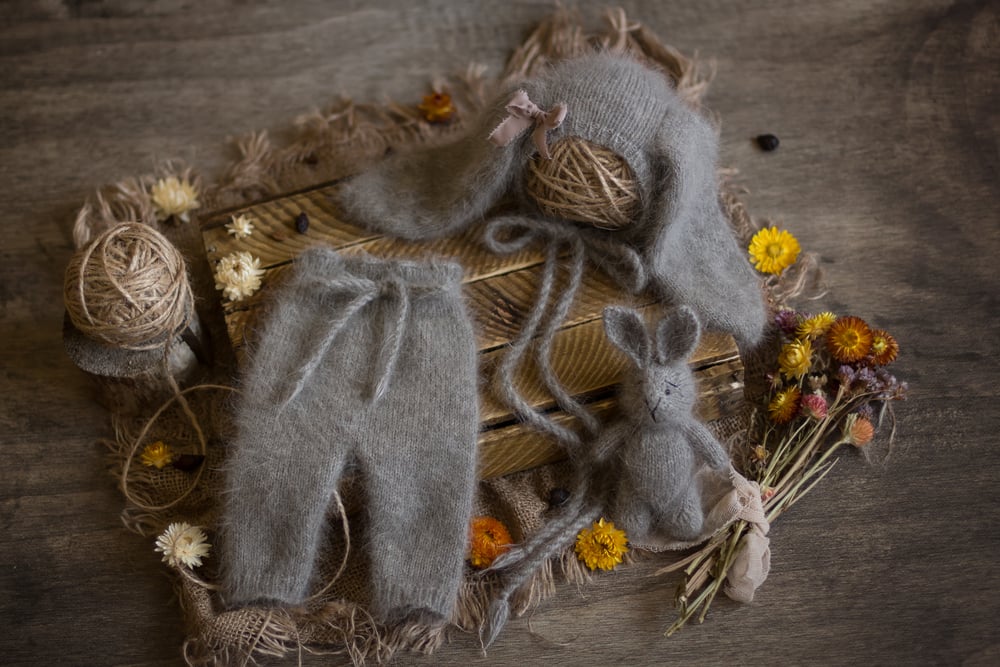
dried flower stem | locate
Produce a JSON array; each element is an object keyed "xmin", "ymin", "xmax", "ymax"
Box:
[{"xmin": 664, "ymin": 385, "xmax": 901, "ymax": 634}]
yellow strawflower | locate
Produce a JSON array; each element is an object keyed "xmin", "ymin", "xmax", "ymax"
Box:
[
  {"xmin": 796, "ymin": 312, "xmax": 837, "ymax": 339},
  {"xmin": 575, "ymin": 518, "xmax": 629, "ymax": 571},
  {"xmin": 748, "ymin": 226, "xmax": 801, "ymax": 275},
  {"xmin": 778, "ymin": 338, "xmax": 813, "ymax": 380},
  {"xmin": 767, "ymin": 385, "xmax": 801, "ymax": 424},
  {"xmin": 140, "ymin": 441, "xmax": 174, "ymax": 469}
]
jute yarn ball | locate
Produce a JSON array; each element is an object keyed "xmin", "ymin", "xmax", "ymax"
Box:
[
  {"xmin": 64, "ymin": 222, "xmax": 193, "ymax": 351},
  {"xmin": 525, "ymin": 136, "xmax": 641, "ymax": 229}
]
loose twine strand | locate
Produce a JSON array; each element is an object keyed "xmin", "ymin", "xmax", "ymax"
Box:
[
  {"xmin": 525, "ymin": 137, "xmax": 640, "ymax": 230},
  {"xmin": 64, "ymin": 222, "xmax": 193, "ymax": 350},
  {"xmin": 119, "ymin": 378, "xmax": 236, "ymax": 513},
  {"xmin": 121, "ymin": 374, "xmax": 351, "ymax": 603}
]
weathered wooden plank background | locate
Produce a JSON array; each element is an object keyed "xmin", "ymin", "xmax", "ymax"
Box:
[{"xmin": 1, "ymin": 1, "xmax": 998, "ymax": 665}]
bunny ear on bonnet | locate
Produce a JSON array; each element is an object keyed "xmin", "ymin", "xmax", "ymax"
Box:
[
  {"xmin": 643, "ymin": 103, "xmax": 767, "ymax": 349},
  {"xmin": 655, "ymin": 305, "xmax": 701, "ymax": 365},
  {"xmin": 602, "ymin": 306, "xmax": 650, "ymax": 368},
  {"xmin": 337, "ymin": 86, "xmax": 530, "ymax": 241}
]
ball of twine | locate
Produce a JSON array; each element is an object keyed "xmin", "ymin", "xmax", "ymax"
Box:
[
  {"xmin": 525, "ymin": 136, "xmax": 641, "ymax": 229},
  {"xmin": 64, "ymin": 222, "xmax": 193, "ymax": 351}
]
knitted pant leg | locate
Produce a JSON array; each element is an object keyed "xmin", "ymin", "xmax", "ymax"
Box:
[
  {"xmin": 221, "ymin": 408, "xmax": 349, "ymax": 606},
  {"xmin": 220, "ymin": 250, "xmax": 364, "ymax": 607},
  {"xmin": 350, "ymin": 260, "xmax": 479, "ymax": 622}
]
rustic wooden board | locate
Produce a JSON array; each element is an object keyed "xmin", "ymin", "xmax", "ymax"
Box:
[
  {"xmin": 201, "ymin": 184, "xmax": 743, "ymax": 477},
  {"xmin": 8, "ymin": 3, "xmax": 999, "ymax": 667}
]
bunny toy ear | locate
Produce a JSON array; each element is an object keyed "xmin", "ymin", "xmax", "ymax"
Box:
[
  {"xmin": 655, "ymin": 305, "xmax": 701, "ymax": 364},
  {"xmin": 603, "ymin": 306, "xmax": 650, "ymax": 368}
]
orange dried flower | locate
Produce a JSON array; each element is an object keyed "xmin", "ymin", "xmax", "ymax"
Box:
[
  {"xmin": 826, "ymin": 316, "xmax": 873, "ymax": 363},
  {"xmin": 418, "ymin": 92, "xmax": 455, "ymax": 123},
  {"xmin": 468, "ymin": 516, "xmax": 513, "ymax": 569},
  {"xmin": 750, "ymin": 444, "xmax": 769, "ymax": 463},
  {"xmin": 846, "ymin": 415, "xmax": 875, "ymax": 447},
  {"xmin": 768, "ymin": 386, "xmax": 801, "ymax": 424},
  {"xmin": 869, "ymin": 329, "xmax": 899, "ymax": 366}
]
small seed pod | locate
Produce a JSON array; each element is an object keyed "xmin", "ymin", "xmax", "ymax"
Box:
[
  {"xmin": 755, "ymin": 134, "xmax": 780, "ymax": 151},
  {"xmin": 548, "ymin": 487, "xmax": 570, "ymax": 508},
  {"xmin": 295, "ymin": 211, "xmax": 310, "ymax": 234}
]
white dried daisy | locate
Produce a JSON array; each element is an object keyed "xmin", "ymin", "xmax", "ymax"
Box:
[
  {"xmin": 151, "ymin": 176, "xmax": 200, "ymax": 222},
  {"xmin": 155, "ymin": 522, "xmax": 211, "ymax": 569},
  {"xmin": 225, "ymin": 213, "xmax": 255, "ymax": 240},
  {"xmin": 214, "ymin": 250, "xmax": 265, "ymax": 301}
]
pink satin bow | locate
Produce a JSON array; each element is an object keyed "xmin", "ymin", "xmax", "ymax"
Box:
[{"xmin": 487, "ymin": 89, "xmax": 568, "ymax": 159}]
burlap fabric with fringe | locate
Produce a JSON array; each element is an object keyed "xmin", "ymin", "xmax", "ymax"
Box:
[{"xmin": 80, "ymin": 9, "xmax": 819, "ymax": 666}]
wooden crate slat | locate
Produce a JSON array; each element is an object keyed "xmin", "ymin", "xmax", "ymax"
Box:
[
  {"xmin": 476, "ymin": 358, "xmax": 744, "ymax": 479},
  {"xmin": 202, "ymin": 180, "xmax": 745, "ymax": 479},
  {"xmin": 204, "ymin": 185, "xmax": 546, "ymax": 283},
  {"xmin": 221, "ymin": 258, "xmax": 658, "ymax": 353}
]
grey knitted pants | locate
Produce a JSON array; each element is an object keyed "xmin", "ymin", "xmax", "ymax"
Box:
[{"xmin": 220, "ymin": 247, "xmax": 479, "ymax": 622}]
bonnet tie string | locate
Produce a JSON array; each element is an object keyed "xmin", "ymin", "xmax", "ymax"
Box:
[
  {"xmin": 483, "ymin": 217, "xmax": 648, "ymax": 451},
  {"xmin": 488, "ymin": 90, "xmax": 567, "ymax": 160},
  {"xmin": 276, "ymin": 274, "xmax": 411, "ymax": 408}
]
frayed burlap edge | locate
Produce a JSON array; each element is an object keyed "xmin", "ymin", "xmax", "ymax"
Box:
[{"xmin": 72, "ymin": 7, "xmax": 821, "ymax": 666}]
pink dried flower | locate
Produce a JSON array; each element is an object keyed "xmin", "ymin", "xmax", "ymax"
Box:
[{"xmin": 799, "ymin": 393, "xmax": 829, "ymax": 420}]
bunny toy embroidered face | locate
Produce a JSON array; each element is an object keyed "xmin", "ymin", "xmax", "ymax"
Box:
[{"xmin": 605, "ymin": 303, "xmax": 702, "ymax": 427}]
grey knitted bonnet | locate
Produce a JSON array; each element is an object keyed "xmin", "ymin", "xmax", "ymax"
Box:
[
  {"xmin": 509, "ymin": 54, "xmax": 665, "ymax": 218},
  {"xmin": 339, "ymin": 52, "xmax": 767, "ymax": 346}
]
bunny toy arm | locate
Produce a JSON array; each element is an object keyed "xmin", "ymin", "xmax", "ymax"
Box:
[{"xmin": 683, "ymin": 420, "xmax": 732, "ymax": 471}]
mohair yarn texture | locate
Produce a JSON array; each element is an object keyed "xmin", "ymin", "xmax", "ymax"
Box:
[
  {"xmin": 220, "ymin": 247, "xmax": 479, "ymax": 622},
  {"xmin": 480, "ymin": 305, "xmax": 758, "ymax": 646},
  {"xmin": 338, "ymin": 53, "xmax": 767, "ymax": 347},
  {"xmin": 600, "ymin": 306, "xmax": 732, "ymax": 546}
]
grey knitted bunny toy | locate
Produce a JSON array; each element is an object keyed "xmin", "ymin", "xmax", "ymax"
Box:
[
  {"xmin": 481, "ymin": 304, "xmax": 732, "ymax": 645},
  {"xmin": 600, "ymin": 305, "xmax": 732, "ymax": 545},
  {"xmin": 339, "ymin": 53, "xmax": 766, "ymax": 348}
]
